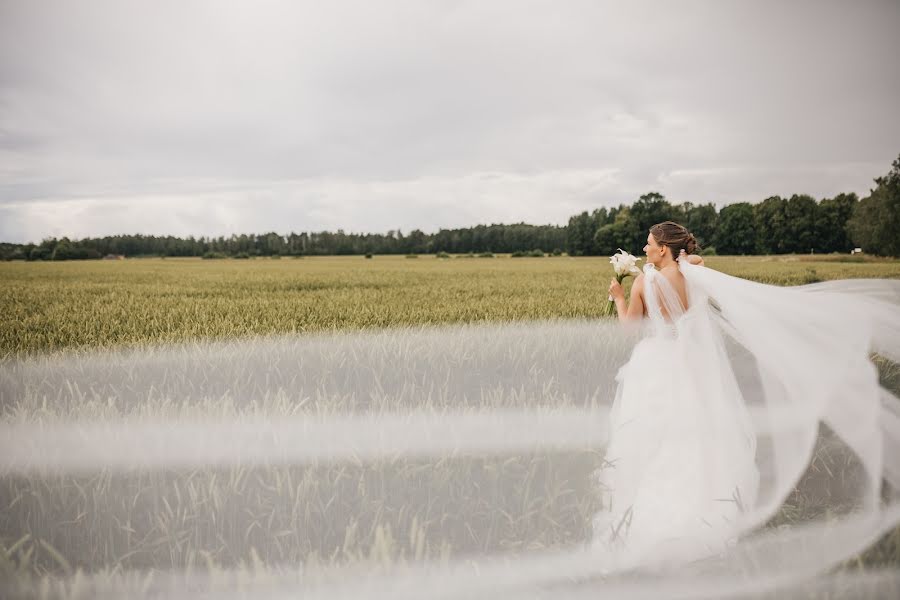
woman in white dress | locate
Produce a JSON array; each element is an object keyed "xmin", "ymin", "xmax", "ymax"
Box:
[
  {"xmin": 588, "ymin": 215, "xmax": 900, "ymax": 583},
  {"xmin": 593, "ymin": 221, "xmax": 760, "ymax": 567}
]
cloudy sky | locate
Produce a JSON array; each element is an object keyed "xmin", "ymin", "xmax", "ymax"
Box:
[{"xmin": 1, "ymin": 0, "xmax": 898, "ymax": 243}]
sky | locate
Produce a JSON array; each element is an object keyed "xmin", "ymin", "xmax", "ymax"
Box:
[{"xmin": 1, "ymin": 0, "xmax": 898, "ymax": 243}]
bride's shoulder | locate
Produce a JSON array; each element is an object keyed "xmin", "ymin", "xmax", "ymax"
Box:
[{"xmin": 632, "ymin": 271, "xmax": 646, "ymax": 295}]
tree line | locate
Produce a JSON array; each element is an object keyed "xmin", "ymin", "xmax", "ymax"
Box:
[
  {"xmin": 568, "ymin": 154, "xmax": 899, "ymax": 257},
  {"xmin": 0, "ymin": 224, "xmax": 569, "ymax": 261},
  {"xmin": 2, "ymin": 154, "xmax": 898, "ymax": 260},
  {"xmin": 566, "ymin": 191, "xmax": 858, "ymax": 257}
]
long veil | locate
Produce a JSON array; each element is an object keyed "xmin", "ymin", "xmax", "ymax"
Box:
[
  {"xmin": 669, "ymin": 258, "xmax": 900, "ymax": 577},
  {"xmin": 1, "ymin": 260, "xmax": 899, "ymax": 598}
]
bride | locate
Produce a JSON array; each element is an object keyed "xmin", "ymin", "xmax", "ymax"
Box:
[{"xmin": 591, "ymin": 220, "xmax": 900, "ymax": 572}]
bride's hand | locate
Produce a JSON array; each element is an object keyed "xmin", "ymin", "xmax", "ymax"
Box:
[
  {"xmin": 609, "ymin": 279, "xmax": 624, "ymax": 300},
  {"xmin": 679, "ymin": 249, "xmax": 704, "ymax": 266}
]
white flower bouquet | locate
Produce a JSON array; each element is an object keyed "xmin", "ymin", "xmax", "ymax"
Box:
[{"xmin": 605, "ymin": 249, "xmax": 641, "ymax": 315}]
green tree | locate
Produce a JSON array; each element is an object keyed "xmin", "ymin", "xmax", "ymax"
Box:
[
  {"xmin": 566, "ymin": 211, "xmax": 594, "ymax": 256},
  {"xmin": 29, "ymin": 246, "xmax": 51, "ymax": 260},
  {"xmin": 783, "ymin": 194, "xmax": 818, "ymax": 253},
  {"xmin": 815, "ymin": 193, "xmax": 857, "ymax": 253},
  {"xmin": 714, "ymin": 203, "xmax": 756, "ymax": 255},
  {"xmin": 848, "ymin": 154, "xmax": 900, "ymax": 256},
  {"xmin": 586, "ymin": 208, "xmax": 609, "ymax": 255},
  {"xmin": 628, "ymin": 192, "xmax": 678, "ymax": 249},
  {"xmin": 679, "ymin": 202, "xmax": 718, "ymax": 249},
  {"xmin": 753, "ymin": 196, "xmax": 789, "ymax": 254},
  {"xmin": 405, "ymin": 229, "xmax": 428, "ymax": 254},
  {"xmin": 50, "ymin": 238, "xmax": 71, "ymax": 260},
  {"xmin": 594, "ymin": 207, "xmax": 641, "ymax": 255}
]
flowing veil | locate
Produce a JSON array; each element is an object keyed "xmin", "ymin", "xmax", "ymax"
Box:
[
  {"xmin": 660, "ymin": 258, "xmax": 900, "ymax": 580},
  {"xmin": 589, "ymin": 253, "xmax": 900, "ymax": 589}
]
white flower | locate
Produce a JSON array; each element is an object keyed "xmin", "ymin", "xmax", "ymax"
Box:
[{"xmin": 609, "ymin": 249, "xmax": 641, "ymax": 277}]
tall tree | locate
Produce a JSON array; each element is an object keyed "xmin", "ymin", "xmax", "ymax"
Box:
[
  {"xmin": 586, "ymin": 208, "xmax": 609, "ymax": 255},
  {"xmin": 753, "ymin": 196, "xmax": 789, "ymax": 254},
  {"xmin": 594, "ymin": 207, "xmax": 641, "ymax": 255},
  {"xmin": 566, "ymin": 212, "xmax": 594, "ymax": 256},
  {"xmin": 815, "ymin": 193, "xmax": 857, "ymax": 253},
  {"xmin": 848, "ymin": 154, "xmax": 900, "ymax": 256},
  {"xmin": 783, "ymin": 194, "xmax": 818, "ymax": 253},
  {"xmin": 714, "ymin": 203, "xmax": 756, "ymax": 255},
  {"xmin": 679, "ymin": 202, "xmax": 718, "ymax": 249},
  {"xmin": 628, "ymin": 192, "xmax": 678, "ymax": 250}
]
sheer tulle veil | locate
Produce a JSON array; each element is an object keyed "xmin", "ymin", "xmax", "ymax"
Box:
[{"xmin": 649, "ymin": 257, "xmax": 900, "ymax": 578}]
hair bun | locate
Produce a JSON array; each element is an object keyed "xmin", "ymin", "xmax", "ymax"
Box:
[{"xmin": 685, "ymin": 233, "xmax": 698, "ymax": 255}]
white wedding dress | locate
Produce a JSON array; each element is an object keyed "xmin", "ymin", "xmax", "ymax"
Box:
[
  {"xmin": 593, "ymin": 260, "xmax": 760, "ymax": 566},
  {"xmin": 591, "ymin": 257, "xmax": 900, "ymax": 573}
]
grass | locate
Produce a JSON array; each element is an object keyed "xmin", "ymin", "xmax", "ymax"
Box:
[{"xmin": 1, "ymin": 253, "xmax": 898, "ymax": 597}]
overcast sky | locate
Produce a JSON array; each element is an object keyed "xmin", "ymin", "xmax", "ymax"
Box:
[{"xmin": 1, "ymin": 0, "xmax": 898, "ymax": 243}]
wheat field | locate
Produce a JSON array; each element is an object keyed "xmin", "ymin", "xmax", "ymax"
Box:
[{"xmin": 2, "ymin": 254, "xmax": 899, "ymax": 357}]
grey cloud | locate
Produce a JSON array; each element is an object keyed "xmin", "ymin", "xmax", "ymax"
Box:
[{"xmin": 0, "ymin": 0, "xmax": 898, "ymax": 242}]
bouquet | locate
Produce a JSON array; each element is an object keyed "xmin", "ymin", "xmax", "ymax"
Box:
[{"xmin": 605, "ymin": 249, "xmax": 641, "ymax": 316}]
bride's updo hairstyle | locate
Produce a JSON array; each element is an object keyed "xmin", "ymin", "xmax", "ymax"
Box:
[{"xmin": 649, "ymin": 221, "xmax": 698, "ymax": 257}]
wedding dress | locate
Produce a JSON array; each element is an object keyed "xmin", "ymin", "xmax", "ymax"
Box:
[
  {"xmin": 592, "ymin": 257, "xmax": 900, "ymax": 573},
  {"xmin": 592, "ymin": 260, "xmax": 760, "ymax": 566}
]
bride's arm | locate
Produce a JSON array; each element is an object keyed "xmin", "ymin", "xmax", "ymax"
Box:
[{"xmin": 610, "ymin": 274, "xmax": 645, "ymax": 322}]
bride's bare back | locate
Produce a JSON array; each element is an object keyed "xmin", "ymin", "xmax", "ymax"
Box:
[
  {"xmin": 655, "ymin": 266, "xmax": 689, "ymax": 319},
  {"xmin": 608, "ymin": 223, "xmax": 703, "ymax": 323},
  {"xmin": 631, "ymin": 267, "xmax": 689, "ymax": 322},
  {"xmin": 614, "ymin": 255, "xmax": 701, "ymax": 323}
]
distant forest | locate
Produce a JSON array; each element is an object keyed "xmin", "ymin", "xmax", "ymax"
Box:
[{"xmin": 3, "ymin": 155, "xmax": 898, "ymax": 260}]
